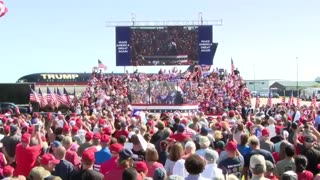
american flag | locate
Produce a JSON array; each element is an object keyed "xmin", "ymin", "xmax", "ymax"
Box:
[
  {"xmin": 73, "ymin": 87, "xmax": 78, "ymax": 107},
  {"xmin": 255, "ymin": 96, "xmax": 260, "ymax": 108},
  {"xmin": 54, "ymin": 88, "xmax": 60, "ymax": 108},
  {"xmin": 231, "ymin": 58, "xmax": 235, "ymax": 73},
  {"xmin": 296, "ymin": 97, "xmax": 300, "ymax": 108},
  {"xmin": 98, "ymin": 59, "xmax": 107, "ymax": 71},
  {"xmin": 57, "ymin": 88, "xmax": 69, "ymax": 107},
  {"xmin": 267, "ymin": 92, "xmax": 272, "ymax": 107},
  {"xmin": 281, "ymin": 96, "xmax": 286, "ymax": 106},
  {"xmin": 0, "ymin": 1, "xmax": 8, "ymax": 17},
  {"xmin": 64, "ymin": 88, "xmax": 71, "ymax": 107},
  {"xmin": 47, "ymin": 87, "xmax": 57, "ymax": 108},
  {"xmin": 288, "ymin": 91, "xmax": 294, "ymax": 106},
  {"xmin": 39, "ymin": 88, "xmax": 48, "ymax": 108},
  {"xmin": 29, "ymin": 89, "xmax": 40, "ymax": 103},
  {"xmin": 311, "ymin": 92, "xmax": 317, "ymax": 107}
]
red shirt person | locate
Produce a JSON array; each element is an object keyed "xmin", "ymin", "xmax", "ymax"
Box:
[
  {"xmin": 104, "ymin": 149, "xmax": 141, "ymax": 180},
  {"xmin": 14, "ymin": 133, "xmax": 43, "ymax": 177},
  {"xmin": 170, "ymin": 124, "xmax": 190, "ymax": 143},
  {"xmin": 100, "ymin": 143, "xmax": 123, "ymax": 175}
]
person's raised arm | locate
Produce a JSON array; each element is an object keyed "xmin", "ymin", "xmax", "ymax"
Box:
[{"xmin": 293, "ymin": 125, "xmax": 303, "ymax": 146}]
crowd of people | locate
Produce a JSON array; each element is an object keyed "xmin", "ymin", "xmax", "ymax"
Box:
[
  {"xmin": 131, "ymin": 26, "xmax": 198, "ymax": 65},
  {"xmin": 80, "ymin": 66, "xmax": 250, "ymax": 116},
  {"xmin": 1, "ymin": 66, "xmax": 320, "ymax": 180}
]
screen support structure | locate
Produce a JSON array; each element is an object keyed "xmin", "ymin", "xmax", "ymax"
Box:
[{"xmin": 107, "ymin": 13, "xmax": 223, "ymax": 70}]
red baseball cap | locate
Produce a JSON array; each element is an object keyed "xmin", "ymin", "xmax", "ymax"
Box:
[
  {"xmin": 246, "ymin": 121, "xmax": 254, "ymax": 129},
  {"xmin": 82, "ymin": 149, "xmax": 95, "ymax": 162},
  {"xmin": 85, "ymin": 132, "xmax": 93, "ymax": 141},
  {"xmin": 98, "ymin": 119, "xmax": 105, "ymax": 125},
  {"xmin": 101, "ymin": 134, "xmax": 110, "ymax": 143},
  {"xmin": 215, "ymin": 122, "xmax": 222, "ymax": 129},
  {"xmin": 229, "ymin": 110, "xmax": 235, "ymax": 118},
  {"xmin": 4, "ymin": 125, "xmax": 10, "ymax": 134},
  {"xmin": 63, "ymin": 125, "xmax": 71, "ymax": 133},
  {"xmin": 103, "ymin": 126, "xmax": 112, "ymax": 136},
  {"xmin": 136, "ymin": 161, "xmax": 148, "ymax": 173},
  {"xmin": 275, "ymin": 126, "xmax": 282, "ymax": 134},
  {"xmin": 71, "ymin": 113, "xmax": 77, "ymax": 117},
  {"xmin": 3, "ymin": 165, "xmax": 14, "ymax": 177},
  {"xmin": 21, "ymin": 133, "xmax": 31, "ymax": 143},
  {"xmin": 93, "ymin": 133, "xmax": 101, "ymax": 140},
  {"xmin": 181, "ymin": 119, "xmax": 188, "ymax": 126},
  {"xmin": 110, "ymin": 143, "xmax": 123, "ymax": 154},
  {"xmin": 71, "ymin": 126, "xmax": 79, "ymax": 134},
  {"xmin": 28, "ymin": 126, "xmax": 34, "ymax": 134},
  {"xmin": 262, "ymin": 128, "xmax": 270, "ymax": 137},
  {"xmin": 225, "ymin": 141, "xmax": 237, "ymax": 151},
  {"xmin": 41, "ymin": 154, "xmax": 60, "ymax": 165}
]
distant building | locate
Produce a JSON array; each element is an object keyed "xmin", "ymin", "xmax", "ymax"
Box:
[
  {"xmin": 269, "ymin": 81, "xmax": 320, "ymax": 96},
  {"xmin": 245, "ymin": 79, "xmax": 281, "ymax": 92}
]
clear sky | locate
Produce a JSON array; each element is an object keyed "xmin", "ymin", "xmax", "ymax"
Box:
[{"xmin": 1, "ymin": 0, "xmax": 320, "ymax": 83}]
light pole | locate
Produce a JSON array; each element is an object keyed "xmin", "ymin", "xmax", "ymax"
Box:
[{"xmin": 253, "ymin": 64, "xmax": 256, "ymax": 92}]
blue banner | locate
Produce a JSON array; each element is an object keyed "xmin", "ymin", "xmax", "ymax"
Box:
[
  {"xmin": 198, "ymin": 25, "xmax": 214, "ymax": 65},
  {"xmin": 116, "ymin": 26, "xmax": 131, "ymax": 66}
]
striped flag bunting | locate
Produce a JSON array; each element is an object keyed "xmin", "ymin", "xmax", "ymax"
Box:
[
  {"xmin": 64, "ymin": 88, "xmax": 71, "ymax": 107},
  {"xmin": 29, "ymin": 89, "xmax": 40, "ymax": 103},
  {"xmin": 47, "ymin": 87, "xmax": 57, "ymax": 108},
  {"xmin": 57, "ymin": 88, "xmax": 69, "ymax": 107},
  {"xmin": 267, "ymin": 92, "xmax": 272, "ymax": 107},
  {"xmin": 98, "ymin": 59, "xmax": 107, "ymax": 70},
  {"xmin": 39, "ymin": 88, "xmax": 48, "ymax": 108},
  {"xmin": 0, "ymin": 1, "xmax": 8, "ymax": 17},
  {"xmin": 288, "ymin": 91, "xmax": 294, "ymax": 106}
]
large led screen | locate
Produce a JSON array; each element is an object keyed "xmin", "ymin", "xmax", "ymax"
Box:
[{"xmin": 116, "ymin": 25, "xmax": 215, "ymax": 66}]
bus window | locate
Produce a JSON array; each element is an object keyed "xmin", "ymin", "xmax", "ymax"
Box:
[
  {"xmin": 317, "ymin": 90, "xmax": 320, "ymax": 94},
  {"xmin": 17, "ymin": 79, "xmax": 27, "ymax": 83}
]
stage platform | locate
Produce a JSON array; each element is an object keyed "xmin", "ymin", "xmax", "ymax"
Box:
[{"xmin": 131, "ymin": 104, "xmax": 200, "ymax": 113}]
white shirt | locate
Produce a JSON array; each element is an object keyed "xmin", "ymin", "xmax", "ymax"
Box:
[
  {"xmin": 196, "ymin": 148, "xmax": 210, "ymax": 158},
  {"xmin": 267, "ymin": 124, "xmax": 276, "ymax": 138},
  {"xmin": 294, "ymin": 111, "xmax": 301, "ymax": 122},
  {"xmin": 201, "ymin": 163, "xmax": 223, "ymax": 179},
  {"xmin": 172, "ymin": 159, "xmax": 188, "ymax": 178}
]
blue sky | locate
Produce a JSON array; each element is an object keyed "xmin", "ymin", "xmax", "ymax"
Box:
[{"xmin": 0, "ymin": 0, "xmax": 319, "ymax": 83}]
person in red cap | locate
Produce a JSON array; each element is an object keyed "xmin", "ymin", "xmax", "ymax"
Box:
[
  {"xmin": 114, "ymin": 121, "xmax": 129, "ymax": 139},
  {"xmin": 2, "ymin": 165, "xmax": 14, "ymax": 180},
  {"xmin": 86, "ymin": 133, "xmax": 102, "ymax": 153},
  {"xmin": 104, "ymin": 148, "xmax": 140, "ymax": 180},
  {"xmin": 260, "ymin": 128, "xmax": 275, "ymax": 153},
  {"xmin": 78, "ymin": 132, "xmax": 93, "ymax": 157},
  {"xmin": 169, "ymin": 124, "xmax": 190, "ymax": 143},
  {"xmin": 218, "ymin": 141, "xmax": 243, "ymax": 179},
  {"xmin": 62, "ymin": 136, "xmax": 80, "ymax": 169},
  {"xmin": 14, "ymin": 132, "xmax": 43, "ymax": 177},
  {"xmin": 93, "ymin": 134, "xmax": 111, "ymax": 172},
  {"xmin": 40, "ymin": 153, "xmax": 60, "ymax": 172},
  {"xmin": 100, "ymin": 143, "xmax": 123, "ymax": 175},
  {"xmin": 71, "ymin": 149, "xmax": 104, "ymax": 180},
  {"xmin": 62, "ymin": 125, "xmax": 71, "ymax": 136},
  {"xmin": 135, "ymin": 161, "xmax": 148, "ymax": 179}
]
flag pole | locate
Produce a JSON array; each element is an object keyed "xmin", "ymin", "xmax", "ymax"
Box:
[{"xmin": 296, "ymin": 57, "xmax": 299, "ymax": 96}]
